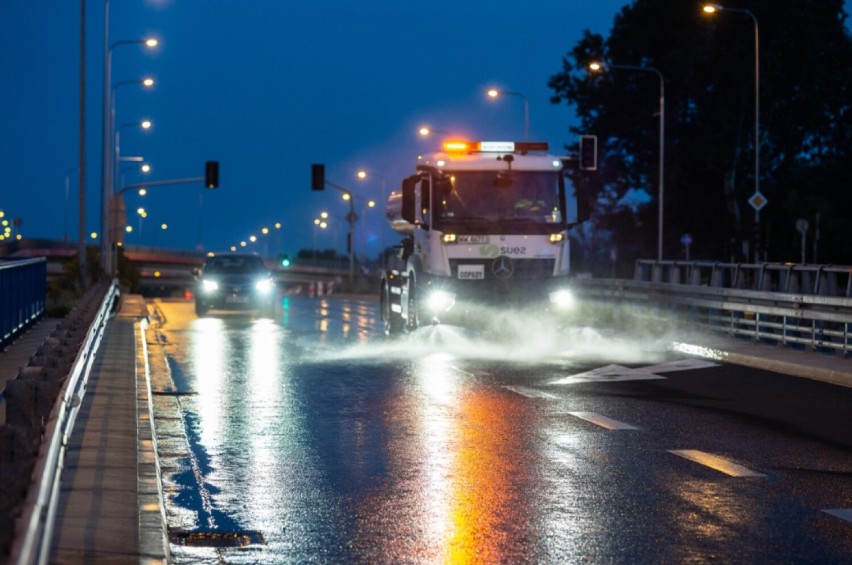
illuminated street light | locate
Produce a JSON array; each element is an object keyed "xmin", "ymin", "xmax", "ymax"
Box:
[
  {"xmin": 486, "ymin": 87, "xmax": 530, "ymax": 140},
  {"xmin": 702, "ymin": 3, "xmax": 762, "ymax": 259},
  {"xmin": 418, "ymin": 126, "xmax": 449, "ymax": 137},
  {"xmin": 140, "ymin": 163, "xmax": 151, "ymax": 173},
  {"xmin": 105, "ymin": 76, "xmax": 156, "ymax": 274},
  {"xmin": 100, "ymin": 26, "xmax": 159, "ymax": 272},
  {"xmin": 589, "ymin": 61, "xmax": 665, "ymax": 261}
]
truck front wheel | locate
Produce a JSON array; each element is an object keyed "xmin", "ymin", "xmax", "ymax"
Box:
[
  {"xmin": 381, "ymin": 281, "xmax": 403, "ymax": 336},
  {"xmin": 405, "ymin": 279, "xmax": 420, "ymax": 333}
]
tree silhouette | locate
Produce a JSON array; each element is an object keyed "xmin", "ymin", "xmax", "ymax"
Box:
[{"xmin": 550, "ymin": 0, "xmax": 852, "ymax": 271}]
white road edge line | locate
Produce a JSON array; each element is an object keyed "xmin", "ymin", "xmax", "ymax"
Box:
[
  {"xmin": 568, "ymin": 412, "xmax": 639, "ymax": 430},
  {"xmin": 669, "ymin": 449, "xmax": 766, "ymax": 477}
]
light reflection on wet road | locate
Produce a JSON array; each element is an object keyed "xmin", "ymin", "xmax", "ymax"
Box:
[{"xmin": 146, "ymin": 296, "xmax": 852, "ymax": 563}]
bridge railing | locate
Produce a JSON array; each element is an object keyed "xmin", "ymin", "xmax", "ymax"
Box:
[
  {"xmin": 0, "ymin": 258, "xmax": 46, "ymax": 349},
  {"xmin": 576, "ymin": 261, "xmax": 852, "ymax": 357}
]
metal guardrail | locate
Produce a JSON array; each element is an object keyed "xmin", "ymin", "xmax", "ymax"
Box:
[
  {"xmin": 0, "ymin": 258, "xmax": 46, "ymax": 349},
  {"xmin": 9, "ymin": 281, "xmax": 119, "ymax": 565},
  {"xmin": 574, "ymin": 261, "xmax": 852, "ymax": 357}
]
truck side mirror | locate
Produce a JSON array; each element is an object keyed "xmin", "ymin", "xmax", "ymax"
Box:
[
  {"xmin": 576, "ymin": 177, "xmax": 592, "ymax": 224},
  {"xmin": 401, "ymin": 175, "xmax": 417, "ymax": 224}
]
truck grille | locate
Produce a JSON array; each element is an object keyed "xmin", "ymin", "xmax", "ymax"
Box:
[{"xmin": 449, "ymin": 258, "xmax": 555, "ymax": 280}]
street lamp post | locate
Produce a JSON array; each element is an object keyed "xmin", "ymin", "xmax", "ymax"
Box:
[
  {"xmin": 590, "ymin": 62, "xmax": 666, "ymax": 261},
  {"xmin": 100, "ymin": 19, "xmax": 157, "ymax": 272},
  {"xmin": 487, "ymin": 88, "xmax": 530, "ymax": 140},
  {"xmin": 64, "ymin": 167, "xmax": 78, "ymax": 242},
  {"xmin": 115, "ymin": 119, "xmax": 152, "ymax": 194},
  {"xmin": 104, "ymin": 77, "xmax": 154, "ymax": 274},
  {"xmin": 356, "ymin": 169, "xmax": 387, "ymax": 252},
  {"xmin": 703, "ymin": 4, "xmax": 761, "ymax": 261}
]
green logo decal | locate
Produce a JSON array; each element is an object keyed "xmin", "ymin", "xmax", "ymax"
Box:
[{"xmin": 480, "ymin": 244, "xmax": 500, "ymax": 257}]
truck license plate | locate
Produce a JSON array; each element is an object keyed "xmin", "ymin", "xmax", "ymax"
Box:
[
  {"xmin": 226, "ymin": 295, "xmax": 249, "ymax": 304},
  {"xmin": 458, "ymin": 264, "xmax": 485, "ymax": 280}
]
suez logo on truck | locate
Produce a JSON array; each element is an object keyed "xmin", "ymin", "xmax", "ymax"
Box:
[
  {"xmin": 451, "ymin": 237, "xmax": 528, "ymax": 257},
  {"xmin": 479, "ymin": 244, "xmax": 526, "ymax": 257}
]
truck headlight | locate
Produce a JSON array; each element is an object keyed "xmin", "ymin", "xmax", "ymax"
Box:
[
  {"xmin": 255, "ymin": 278, "xmax": 274, "ymax": 294},
  {"xmin": 425, "ymin": 290, "xmax": 455, "ymax": 313},
  {"xmin": 549, "ymin": 288, "xmax": 575, "ymax": 310},
  {"xmin": 201, "ymin": 279, "xmax": 219, "ymax": 293}
]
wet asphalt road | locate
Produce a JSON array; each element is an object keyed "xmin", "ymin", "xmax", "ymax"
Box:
[{"xmin": 146, "ymin": 295, "xmax": 852, "ymax": 564}]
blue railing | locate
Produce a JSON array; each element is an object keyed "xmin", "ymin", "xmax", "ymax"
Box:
[{"xmin": 0, "ymin": 258, "xmax": 47, "ymax": 348}]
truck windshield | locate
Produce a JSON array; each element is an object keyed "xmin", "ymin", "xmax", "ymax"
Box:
[{"xmin": 435, "ymin": 170, "xmax": 563, "ymax": 227}]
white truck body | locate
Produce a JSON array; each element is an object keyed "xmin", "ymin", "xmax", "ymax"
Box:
[{"xmin": 380, "ymin": 140, "xmax": 584, "ymax": 334}]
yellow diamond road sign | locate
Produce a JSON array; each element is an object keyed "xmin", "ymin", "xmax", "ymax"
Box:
[{"xmin": 749, "ymin": 192, "xmax": 768, "ymax": 211}]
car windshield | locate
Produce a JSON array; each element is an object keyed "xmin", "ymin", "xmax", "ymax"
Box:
[
  {"xmin": 203, "ymin": 256, "xmax": 266, "ymax": 274},
  {"xmin": 437, "ymin": 170, "xmax": 562, "ymax": 224}
]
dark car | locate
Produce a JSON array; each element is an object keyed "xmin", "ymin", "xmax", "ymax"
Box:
[{"xmin": 193, "ymin": 253, "xmax": 276, "ymax": 317}]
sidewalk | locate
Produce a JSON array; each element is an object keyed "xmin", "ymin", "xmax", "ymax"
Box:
[{"xmin": 49, "ymin": 295, "xmax": 168, "ymax": 564}]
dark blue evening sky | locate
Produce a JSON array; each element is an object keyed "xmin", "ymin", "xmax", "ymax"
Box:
[{"xmin": 3, "ymin": 1, "xmax": 847, "ymax": 259}]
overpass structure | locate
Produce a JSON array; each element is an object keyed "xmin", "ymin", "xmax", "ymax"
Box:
[{"xmin": 0, "ymin": 239, "xmax": 356, "ymax": 296}]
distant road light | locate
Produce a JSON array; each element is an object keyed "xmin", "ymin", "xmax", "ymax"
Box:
[
  {"xmin": 141, "ymin": 120, "xmax": 152, "ymax": 129},
  {"xmin": 160, "ymin": 224, "xmax": 168, "ymax": 230},
  {"xmin": 142, "ymin": 77, "xmax": 155, "ymax": 87},
  {"xmin": 90, "ymin": 232, "xmax": 98, "ymax": 240},
  {"xmin": 145, "ymin": 38, "xmax": 159, "ymax": 48}
]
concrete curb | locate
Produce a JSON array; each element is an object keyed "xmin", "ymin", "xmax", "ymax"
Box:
[
  {"xmin": 673, "ymin": 338, "xmax": 852, "ymax": 389},
  {"xmin": 135, "ymin": 314, "xmax": 171, "ymax": 563}
]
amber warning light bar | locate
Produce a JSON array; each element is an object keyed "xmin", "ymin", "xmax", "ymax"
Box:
[{"xmin": 443, "ymin": 140, "xmax": 549, "ymax": 153}]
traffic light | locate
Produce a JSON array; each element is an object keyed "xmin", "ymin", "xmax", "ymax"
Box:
[
  {"xmin": 279, "ymin": 254, "xmax": 291, "ymax": 268},
  {"xmin": 311, "ymin": 164, "xmax": 325, "ymax": 190},
  {"xmin": 204, "ymin": 161, "xmax": 219, "ymax": 188},
  {"xmin": 579, "ymin": 135, "xmax": 597, "ymax": 171}
]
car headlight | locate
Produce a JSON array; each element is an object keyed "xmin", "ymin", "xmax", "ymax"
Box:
[
  {"xmin": 201, "ymin": 279, "xmax": 219, "ymax": 293},
  {"xmin": 549, "ymin": 288, "xmax": 575, "ymax": 310},
  {"xmin": 255, "ymin": 278, "xmax": 274, "ymax": 294},
  {"xmin": 425, "ymin": 290, "xmax": 455, "ymax": 313}
]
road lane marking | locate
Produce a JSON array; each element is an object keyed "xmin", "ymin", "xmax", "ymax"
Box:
[
  {"xmin": 503, "ymin": 386, "xmax": 557, "ymax": 399},
  {"xmin": 823, "ymin": 509, "xmax": 852, "ymax": 523},
  {"xmin": 642, "ymin": 359, "xmax": 719, "ymax": 373},
  {"xmin": 669, "ymin": 449, "xmax": 766, "ymax": 477},
  {"xmin": 551, "ymin": 364, "xmax": 666, "ymax": 385},
  {"xmin": 568, "ymin": 412, "xmax": 639, "ymax": 430}
]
